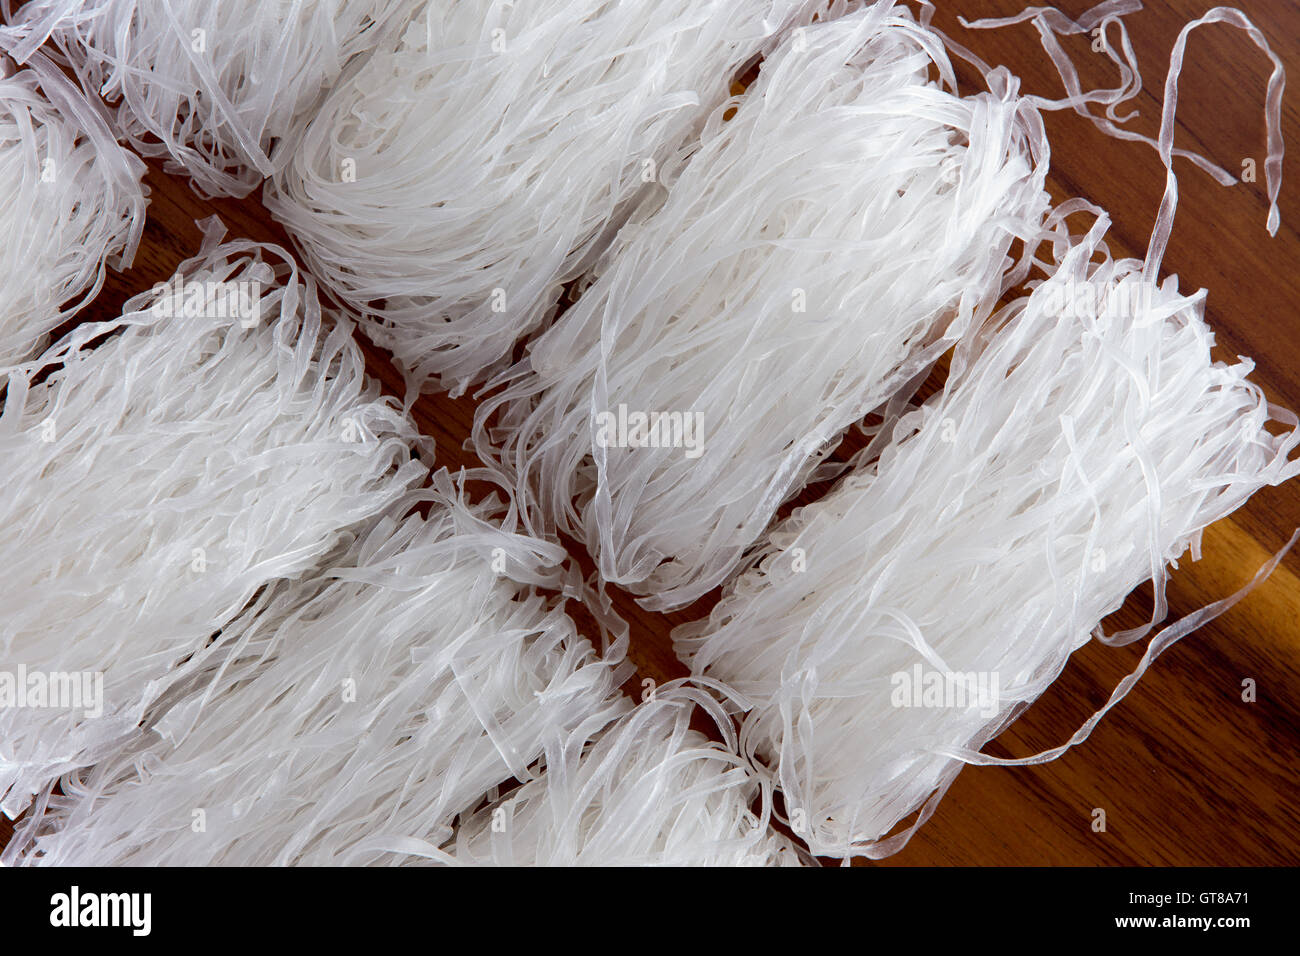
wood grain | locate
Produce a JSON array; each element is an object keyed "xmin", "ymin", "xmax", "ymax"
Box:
[{"xmin": 3, "ymin": 0, "xmax": 1298, "ymax": 866}]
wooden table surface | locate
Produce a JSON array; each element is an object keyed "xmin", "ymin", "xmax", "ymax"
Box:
[{"xmin": 3, "ymin": 0, "xmax": 1298, "ymax": 866}]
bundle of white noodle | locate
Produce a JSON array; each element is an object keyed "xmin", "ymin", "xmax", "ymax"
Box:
[
  {"xmin": 674, "ymin": 208, "xmax": 1300, "ymax": 858},
  {"xmin": 1, "ymin": 0, "xmax": 413, "ymax": 197},
  {"xmin": 6, "ymin": 473, "xmax": 631, "ymax": 866},
  {"xmin": 447, "ymin": 683, "xmax": 801, "ymax": 866},
  {"xmin": 0, "ymin": 229, "xmax": 428, "ymax": 817},
  {"xmin": 0, "ymin": 50, "xmax": 145, "ymax": 366},
  {"xmin": 265, "ymin": 0, "xmax": 820, "ymax": 394},
  {"xmin": 476, "ymin": 2, "xmax": 1051, "ymax": 609}
]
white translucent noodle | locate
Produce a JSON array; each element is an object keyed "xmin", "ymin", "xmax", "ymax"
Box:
[
  {"xmin": 2, "ymin": 0, "xmax": 413, "ymax": 197},
  {"xmin": 957, "ymin": 1, "xmax": 1284, "ymax": 241},
  {"xmin": 266, "ymin": 0, "xmax": 821, "ymax": 394},
  {"xmin": 0, "ymin": 51, "xmax": 146, "ymax": 366},
  {"xmin": 447, "ymin": 682, "xmax": 802, "ymax": 866},
  {"xmin": 0, "ymin": 227, "xmax": 428, "ymax": 817},
  {"xmin": 6, "ymin": 471, "xmax": 633, "ymax": 866},
  {"xmin": 674, "ymin": 212, "xmax": 1300, "ymax": 858},
  {"xmin": 476, "ymin": 2, "xmax": 1051, "ymax": 610}
]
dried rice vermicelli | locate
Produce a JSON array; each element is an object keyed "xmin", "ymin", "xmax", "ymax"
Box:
[
  {"xmin": 447, "ymin": 682, "xmax": 803, "ymax": 866},
  {"xmin": 0, "ymin": 226, "xmax": 427, "ymax": 817},
  {"xmin": 674, "ymin": 207, "xmax": 1300, "ymax": 857},
  {"xmin": 476, "ymin": 1, "xmax": 1052, "ymax": 609},
  {"xmin": 266, "ymin": 0, "xmax": 822, "ymax": 394},
  {"xmin": 4, "ymin": 471, "xmax": 632, "ymax": 866},
  {"xmin": 0, "ymin": 50, "xmax": 146, "ymax": 366},
  {"xmin": 2, "ymin": 0, "xmax": 414, "ymax": 196}
]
